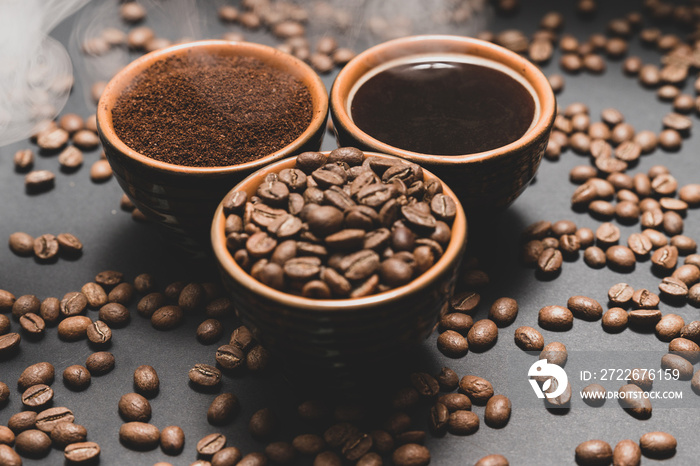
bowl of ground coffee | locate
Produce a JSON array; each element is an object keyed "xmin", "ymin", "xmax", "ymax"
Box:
[
  {"xmin": 97, "ymin": 40, "xmax": 328, "ymax": 255},
  {"xmin": 330, "ymin": 35, "xmax": 556, "ymax": 215},
  {"xmin": 211, "ymin": 147, "xmax": 467, "ymax": 390}
]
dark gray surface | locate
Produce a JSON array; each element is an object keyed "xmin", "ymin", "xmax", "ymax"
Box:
[{"xmin": 2, "ymin": 0, "xmax": 700, "ymax": 465}]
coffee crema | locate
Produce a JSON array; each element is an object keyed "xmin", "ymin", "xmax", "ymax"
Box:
[{"xmin": 349, "ymin": 55, "xmax": 537, "ymax": 156}]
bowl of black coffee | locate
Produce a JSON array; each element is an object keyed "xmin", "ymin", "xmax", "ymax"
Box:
[
  {"xmin": 330, "ymin": 35, "xmax": 556, "ymax": 214},
  {"xmin": 97, "ymin": 40, "xmax": 329, "ymax": 255}
]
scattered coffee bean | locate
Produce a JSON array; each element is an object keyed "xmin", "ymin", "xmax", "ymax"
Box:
[
  {"xmin": 133, "ymin": 365, "xmax": 159, "ymax": 395},
  {"xmin": 618, "ymin": 384, "xmax": 652, "ymax": 419},
  {"xmin": 63, "ymin": 365, "xmax": 91, "ymax": 391},
  {"xmin": 639, "ymin": 431, "xmax": 676, "ymax": 458},
  {"xmin": 119, "ymin": 392, "xmax": 152, "ymax": 422},
  {"xmin": 86, "ymin": 351, "xmax": 115, "ymax": 375},
  {"xmin": 151, "ymin": 305, "xmax": 183, "ymax": 330},
  {"xmin": 8, "ymin": 232, "xmax": 34, "ymax": 256},
  {"xmin": 21, "ymin": 384, "xmax": 53, "ymax": 408},
  {"xmin": 514, "ymin": 326, "xmax": 544, "ymax": 351},
  {"xmin": 467, "ymin": 319, "xmax": 498, "ymax": 351},
  {"xmin": 160, "ymin": 425, "xmax": 185, "ymax": 455},
  {"xmin": 14, "ymin": 429, "xmax": 51, "ymax": 458},
  {"xmin": 488, "ymin": 298, "xmax": 518, "ymax": 327},
  {"xmin": 64, "ymin": 441, "xmax": 101, "ymax": 463},
  {"xmin": 35, "ymin": 407, "xmax": 74, "ymax": 433},
  {"xmin": 249, "ymin": 408, "xmax": 279, "ymax": 440},
  {"xmin": 568, "ymin": 296, "xmax": 603, "ymax": 321},
  {"xmin": 575, "ymin": 439, "xmax": 613, "ymax": 465},
  {"xmin": 51, "ymin": 422, "xmax": 87, "ymax": 448},
  {"xmin": 119, "ymin": 422, "xmax": 160, "ymax": 450},
  {"xmin": 484, "ymin": 395, "xmax": 511, "ymax": 428},
  {"xmin": 197, "ymin": 318, "xmax": 224, "ymax": 344},
  {"xmin": 437, "ymin": 330, "xmax": 469, "ymax": 358},
  {"xmin": 189, "ymin": 364, "xmax": 222, "ymax": 388},
  {"xmin": 538, "ymin": 305, "xmax": 573, "ymax": 331},
  {"xmin": 602, "ymin": 307, "xmax": 628, "ymax": 332}
]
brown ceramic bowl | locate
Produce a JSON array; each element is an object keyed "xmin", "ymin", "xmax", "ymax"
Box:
[
  {"xmin": 97, "ymin": 40, "xmax": 328, "ymax": 255},
  {"xmin": 211, "ymin": 151, "xmax": 467, "ymax": 390},
  {"xmin": 330, "ymin": 35, "xmax": 556, "ymax": 214}
]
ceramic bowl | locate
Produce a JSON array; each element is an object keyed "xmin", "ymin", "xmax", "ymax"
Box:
[
  {"xmin": 97, "ymin": 40, "xmax": 328, "ymax": 255},
  {"xmin": 330, "ymin": 35, "xmax": 556, "ymax": 214},
  {"xmin": 211, "ymin": 151, "xmax": 467, "ymax": 390}
]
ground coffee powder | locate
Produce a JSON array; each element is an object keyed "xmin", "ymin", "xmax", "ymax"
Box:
[{"xmin": 112, "ymin": 52, "xmax": 313, "ymax": 167}]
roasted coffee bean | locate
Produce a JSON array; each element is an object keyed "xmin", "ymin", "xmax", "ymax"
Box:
[
  {"xmin": 673, "ymin": 264, "xmax": 700, "ymax": 286},
  {"xmin": 15, "ymin": 429, "xmax": 51, "ymax": 458},
  {"xmin": 249, "ymin": 408, "xmax": 278, "ymax": 440},
  {"xmin": 429, "ymin": 402, "xmax": 449, "ymax": 435},
  {"xmin": 265, "ymin": 442, "xmax": 296, "ymax": 464},
  {"xmin": 0, "ymin": 444, "xmax": 21, "ymax": 465},
  {"xmin": 475, "ymin": 454, "xmax": 509, "ymax": 466},
  {"xmin": 0, "ymin": 332, "xmax": 21, "ymax": 357},
  {"xmin": 57, "ymin": 316, "xmax": 92, "ymax": 341},
  {"xmin": 208, "ymin": 393, "xmax": 240, "ymax": 426},
  {"xmin": 487, "ymin": 298, "xmax": 518, "ymax": 327},
  {"xmin": 606, "ymin": 245, "xmax": 636, "ymax": 270},
  {"xmin": 246, "ymin": 344, "xmax": 270, "ymax": 372},
  {"xmin": 540, "ymin": 341, "xmax": 568, "ymax": 366},
  {"xmin": 514, "ymin": 326, "xmax": 544, "ymax": 351},
  {"xmin": 108, "ymin": 282, "xmax": 134, "ymax": 305},
  {"xmin": 12, "ymin": 294, "xmax": 41, "ymax": 320},
  {"xmin": 137, "ymin": 293, "xmax": 166, "ymax": 318},
  {"xmin": 459, "ymin": 375, "xmax": 493, "ymax": 404},
  {"xmin": 292, "ymin": 433, "xmax": 326, "ymax": 456},
  {"xmin": 0, "ymin": 314, "xmax": 9, "ymax": 335},
  {"xmin": 13, "ymin": 149, "xmax": 34, "ymax": 172},
  {"xmin": 639, "ymin": 432, "xmax": 676, "ymax": 458},
  {"xmin": 32, "ymin": 233, "xmax": 59, "ymax": 260},
  {"xmin": 63, "ymin": 365, "xmax": 91, "ymax": 390},
  {"xmin": 197, "ymin": 433, "xmax": 226, "ymax": 457},
  {"xmin": 132, "ymin": 365, "xmax": 159, "ymax": 396},
  {"xmin": 86, "ymin": 320, "xmax": 111, "ymax": 345},
  {"xmin": 671, "ymin": 235, "xmax": 696, "ymax": 255},
  {"xmin": 575, "ymin": 440, "xmax": 613, "ymax": 465},
  {"xmin": 669, "ymin": 337, "xmax": 700, "ymax": 363},
  {"xmin": 437, "ymin": 330, "xmax": 468, "ymax": 358},
  {"xmin": 21, "ymin": 383, "xmax": 53, "ymax": 408},
  {"xmin": 627, "ymin": 233, "xmax": 652, "ymax": 257},
  {"xmin": 51, "ymin": 422, "xmax": 87, "ymax": 447},
  {"xmin": 119, "ymin": 392, "xmax": 152, "ymax": 422},
  {"xmin": 35, "ymin": 407, "xmax": 74, "ymax": 433},
  {"xmin": 612, "ymin": 439, "xmax": 641, "ymax": 465},
  {"xmin": 8, "ymin": 232, "xmax": 34, "ymax": 256},
  {"xmin": 659, "ymin": 277, "xmax": 688, "ymax": 298},
  {"xmin": 19, "ymin": 313, "xmax": 44, "ymax": 336},
  {"xmin": 652, "ymin": 245, "xmax": 679, "ymax": 271},
  {"xmin": 151, "ymin": 305, "xmax": 184, "ymax": 330},
  {"xmin": 584, "ymin": 246, "xmax": 606, "ymax": 268},
  {"xmin": 608, "ymin": 283, "xmax": 634, "ymax": 304},
  {"xmin": 537, "ymin": 248, "xmax": 562, "ymax": 274},
  {"xmin": 655, "ymin": 314, "xmax": 684, "ymax": 341},
  {"xmin": 8, "ymin": 411, "xmax": 37, "ymax": 434},
  {"xmin": 64, "ymin": 441, "xmax": 100, "ymax": 463},
  {"xmin": 410, "ymin": 372, "xmax": 440, "ymax": 397},
  {"xmin": 119, "ymin": 422, "xmax": 160, "ymax": 450},
  {"xmin": 467, "ymin": 319, "xmax": 498, "ymax": 351},
  {"xmin": 160, "ymin": 425, "xmax": 185, "ymax": 455},
  {"xmin": 632, "ymin": 289, "xmax": 660, "ymax": 309},
  {"xmin": 196, "ymin": 319, "xmax": 223, "ymax": 345},
  {"xmin": 538, "ymin": 305, "xmax": 573, "ymax": 331},
  {"xmin": 447, "ymin": 410, "xmax": 479, "ymax": 435},
  {"xmin": 628, "ymin": 309, "xmax": 662, "ymax": 329},
  {"xmin": 95, "ymin": 270, "xmax": 123, "ymax": 288},
  {"xmin": 661, "ymin": 353, "xmax": 693, "ymax": 379},
  {"xmin": 602, "ymin": 307, "xmax": 628, "ymax": 332},
  {"xmin": 568, "ymin": 296, "xmax": 603, "ymax": 321},
  {"xmin": 85, "ymin": 351, "xmax": 114, "ymax": 375},
  {"xmin": 132, "ymin": 273, "xmax": 156, "ymax": 294},
  {"xmin": 189, "ymin": 364, "xmax": 222, "ymax": 388},
  {"xmin": 18, "ymin": 362, "xmax": 54, "ymax": 390},
  {"xmin": 81, "ymin": 282, "xmax": 107, "ymax": 309},
  {"xmin": 392, "ymin": 444, "xmax": 431, "ymax": 466},
  {"xmin": 484, "ymin": 395, "xmax": 511, "ymax": 428},
  {"xmin": 618, "ymin": 383, "xmax": 653, "ymax": 418},
  {"xmin": 60, "ymin": 292, "xmax": 88, "ymax": 317},
  {"xmin": 98, "ymin": 302, "xmax": 129, "ymax": 327}
]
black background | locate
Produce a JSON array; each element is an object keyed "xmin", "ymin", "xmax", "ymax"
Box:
[{"xmin": 2, "ymin": 0, "xmax": 700, "ymax": 464}]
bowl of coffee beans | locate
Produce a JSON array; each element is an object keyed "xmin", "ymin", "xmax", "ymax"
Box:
[
  {"xmin": 211, "ymin": 147, "xmax": 467, "ymax": 389},
  {"xmin": 330, "ymin": 35, "xmax": 556, "ymax": 214},
  {"xmin": 97, "ymin": 40, "xmax": 329, "ymax": 255}
]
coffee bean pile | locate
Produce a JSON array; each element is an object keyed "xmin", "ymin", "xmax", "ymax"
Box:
[
  {"xmin": 224, "ymin": 147, "xmax": 455, "ymax": 299},
  {"xmin": 8, "ymin": 232, "xmax": 82, "ymax": 262}
]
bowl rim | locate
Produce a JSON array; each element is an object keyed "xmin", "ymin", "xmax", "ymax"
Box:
[
  {"xmin": 211, "ymin": 151, "xmax": 468, "ymax": 312},
  {"xmin": 330, "ymin": 34, "xmax": 556, "ymax": 164},
  {"xmin": 97, "ymin": 39, "xmax": 329, "ymax": 175}
]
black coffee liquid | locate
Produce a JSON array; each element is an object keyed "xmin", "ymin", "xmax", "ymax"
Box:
[{"xmin": 350, "ymin": 59, "xmax": 536, "ymax": 155}]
